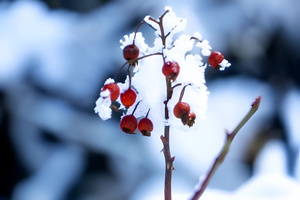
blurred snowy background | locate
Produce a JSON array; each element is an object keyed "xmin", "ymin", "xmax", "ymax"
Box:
[{"xmin": 1, "ymin": 0, "xmax": 300, "ymax": 199}]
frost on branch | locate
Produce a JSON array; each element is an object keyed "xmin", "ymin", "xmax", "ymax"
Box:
[{"xmin": 94, "ymin": 6, "xmax": 231, "ymax": 135}]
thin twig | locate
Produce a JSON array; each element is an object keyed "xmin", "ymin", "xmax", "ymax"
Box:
[
  {"xmin": 133, "ymin": 21, "xmax": 146, "ymax": 44},
  {"xmin": 114, "ymin": 52, "xmax": 162, "ymax": 80},
  {"xmin": 178, "ymin": 84, "xmax": 192, "ymax": 102},
  {"xmin": 190, "ymin": 96, "xmax": 261, "ymax": 200}
]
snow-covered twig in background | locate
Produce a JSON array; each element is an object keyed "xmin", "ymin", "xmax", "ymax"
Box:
[{"xmin": 190, "ymin": 96, "xmax": 261, "ymax": 200}]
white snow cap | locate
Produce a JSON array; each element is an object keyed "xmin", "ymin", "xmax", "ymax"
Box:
[{"xmin": 94, "ymin": 78, "xmax": 115, "ymax": 120}]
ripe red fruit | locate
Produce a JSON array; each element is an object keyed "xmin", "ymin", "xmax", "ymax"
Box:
[
  {"xmin": 173, "ymin": 102, "xmax": 191, "ymax": 125},
  {"xmin": 123, "ymin": 44, "xmax": 140, "ymax": 60},
  {"xmin": 121, "ymin": 88, "xmax": 137, "ymax": 108},
  {"xmin": 162, "ymin": 61, "xmax": 180, "ymax": 81},
  {"xmin": 208, "ymin": 51, "xmax": 224, "ymax": 68},
  {"xmin": 188, "ymin": 112, "xmax": 196, "ymax": 120},
  {"xmin": 120, "ymin": 115, "xmax": 137, "ymax": 134},
  {"xmin": 187, "ymin": 112, "xmax": 196, "ymax": 127},
  {"xmin": 173, "ymin": 102, "xmax": 190, "ymax": 118},
  {"xmin": 102, "ymin": 83, "xmax": 120, "ymax": 101},
  {"xmin": 138, "ymin": 118, "xmax": 153, "ymax": 137}
]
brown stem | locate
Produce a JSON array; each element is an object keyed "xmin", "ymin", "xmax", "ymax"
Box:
[
  {"xmin": 131, "ymin": 100, "xmax": 141, "ymax": 115},
  {"xmin": 133, "ymin": 21, "xmax": 146, "ymax": 44},
  {"xmin": 148, "ymin": 10, "xmax": 169, "ymax": 47},
  {"xmin": 145, "ymin": 108, "xmax": 150, "ymax": 118},
  {"xmin": 162, "ymin": 78, "xmax": 175, "ymax": 200},
  {"xmin": 178, "ymin": 84, "xmax": 192, "ymax": 102},
  {"xmin": 190, "ymin": 96, "xmax": 261, "ymax": 200},
  {"xmin": 114, "ymin": 62, "xmax": 129, "ymax": 80},
  {"xmin": 172, "ymin": 83, "xmax": 182, "ymax": 89},
  {"xmin": 114, "ymin": 53, "xmax": 162, "ymax": 80},
  {"xmin": 137, "ymin": 52, "xmax": 163, "ymax": 61},
  {"xmin": 156, "ymin": 10, "xmax": 175, "ymax": 200},
  {"xmin": 161, "ymin": 133, "xmax": 174, "ymax": 200},
  {"xmin": 149, "ymin": 9, "xmax": 175, "ymax": 200},
  {"xmin": 190, "ymin": 36, "xmax": 202, "ymax": 43}
]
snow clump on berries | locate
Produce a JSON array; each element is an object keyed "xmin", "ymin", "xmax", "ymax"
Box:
[
  {"xmin": 95, "ymin": 6, "xmax": 231, "ymax": 134},
  {"xmin": 94, "ymin": 78, "xmax": 116, "ymax": 120}
]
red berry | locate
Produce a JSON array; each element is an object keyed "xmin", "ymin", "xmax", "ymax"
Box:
[
  {"xmin": 138, "ymin": 118, "xmax": 153, "ymax": 137},
  {"xmin": 173, "ymin": 102, "xmax": 190, "ymax": 118},
  {"xmin": 162, "ymin": 61, "xmax": 180, "ymax": 81},
  {"xmin": 121, "ymin": 88, "xmax": 137, "ymax": 108},
  {"xmin": 188, "ymin": 112, "xmax": 196, "ymax": 120},
  {"xmin": 173, "ymin": 102, "xmax": 191, "ymax": 125},
  {"xmin": 102, "ymin": 83, "xmax": 120, "ymax": 101},
  {"xmin": 123, "ymin": 44, "xmax": 139, "ymax": 60},
  {"xmin": 208, "ymin": 51, "xmax": 224, "ymax": 68},
  {"xmin": 120, "ymin": 115, "xmax": 137, "ymax": 134},
  {"xmin": 187, "ymin": 112, "xmax": 196, "ymax": 127}
]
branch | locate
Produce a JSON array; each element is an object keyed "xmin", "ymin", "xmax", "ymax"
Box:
[
  {"xmin": 190, "ymin": 96, "xmax": 261, "ymax": 200},
  {"xmin": 162, "ymin": 78, "xmax": 175, "ymax": 200}
]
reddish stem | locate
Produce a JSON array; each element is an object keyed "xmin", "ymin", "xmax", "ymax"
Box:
[
  {"xmin": 114, "ymin": 52, "xmax": 162, "ymax": 80},
  {"xmin": 162, "ymin": 77, "xmax": 174, "ymax": 200},
  {"xmin": 178, "ymin": 84, "xmax": 192, "ymax": 102},
  {"xmin": 133, "ymin": 21, "xmax": 146, "ymax": 44},
  {"xmin": 190, "ymin": 96, "xmax": 261, "ymax": 200}
]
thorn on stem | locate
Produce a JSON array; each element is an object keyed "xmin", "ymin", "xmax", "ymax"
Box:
[
  {"xmin": 171, "ymin": 156, "xmax": 175, "ymax": 162},
  {"xmin": 225, "ymin": 129, "xmax": 230, "ymax": 136},
  {"xmin": 160, "ymin": 135, "xmax": 167, "ymax": 143}
]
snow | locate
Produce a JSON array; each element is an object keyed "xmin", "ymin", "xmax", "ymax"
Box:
[
  {"xmin": 219, "ymin": 58, "xmax": 231, "ymax": 71},
  {"xmin": 120, "ymin": 32, "xmax": 149, "ymax": 55},
  {"xmin": 95, "ymin": 6, "xmax": 230, "ymax": 136},
  {"xmin": 233, "ymin": 140, "xmax": 300, "ymax": 200},
  {"xmin": 280, "ymin": 88, "xmax": 300, "ymax": 149},
  {"xmin": 1, "ymin": 0, "xmax": 300, "ymax": 199},
  {"xmin": 12, "ymin": 145, "xmax": 85, "ymax": 200},
  {"xmin": 132, "ymin": 139, "xmax": 300, "ymax": 200},
  {"xmin": 94, "ymin": 96, "xmax": 112, "ymax": 120}
]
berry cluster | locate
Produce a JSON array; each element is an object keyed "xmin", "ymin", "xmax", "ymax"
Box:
[
  {"xmin": 100, "ymin": 79, "xmax": 153, "ymax": 136},
  {"xmin": 93, "ymin": 7, "xmax": 235, "ymax": 200},
  {"xmin": 120, "ymin": 108, "xmax": 153, "ymax": 136},
  {"xmin": 100, "ymin": 81, "xmax": 137, "ymax": 109},
  {"xmin": 94, "ymin": 7, "xmax": 230, "ymax": 137}
]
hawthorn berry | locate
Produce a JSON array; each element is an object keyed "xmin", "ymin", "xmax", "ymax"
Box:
[
  {"xmin": 187, "ymin": 112, "xmax": 196, "ymax": 127},
  {"xmin": 162, "ymin": 61, "xmax": 180, "ymax": 81},
  {"xmin": 173, "ymin": 102, "xmax": 191, "ymax": 125},
  {"xmin": 138, "ymin": 118, "xmax": 153, "ymax": 137},
  {"xmin": 208, "ymin": 51, "xmax": 224, "ymax": 68},
  {"xmin": 123, "ymin": 44, "xmax": 140, "ymax": 61},
  {"xmin": 173, "ymin": 102, "xmax": 190, "ymax": 118},
  {"xmin": 102, "ymin": 83, "xmax": 120, "ymax": 101},
  {"xmin": 120, "ymin": 115, "xmax": 137, "ymax": 134},
  {"xmin": 121, "ymin": 88, "xmax": 137, "ymax": 108}
]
